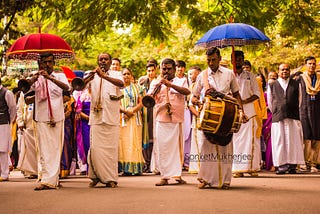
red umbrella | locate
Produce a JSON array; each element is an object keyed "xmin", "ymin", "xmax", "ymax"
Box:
[
  {"xmin": 6, "ymin": 33, "xmax": 74, "ymax": 61},
  {"xmin": 60, "ymin": 66, "xmax": 76, "ymax": 82}
]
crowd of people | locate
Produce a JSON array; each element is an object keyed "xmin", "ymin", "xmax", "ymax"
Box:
[{"xmin": 0, "ymin": 49, "xmax": 319, "ymax": 191}]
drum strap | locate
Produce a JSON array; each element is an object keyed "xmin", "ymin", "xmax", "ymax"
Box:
[{"xmin": 203, "ymin": 69, "xmax": 219, "ymax": 92}]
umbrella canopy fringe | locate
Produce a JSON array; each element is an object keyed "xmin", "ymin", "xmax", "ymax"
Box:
[{"xmin": 195, "ymin": 39, "xmax": 270, "ymax": 49}]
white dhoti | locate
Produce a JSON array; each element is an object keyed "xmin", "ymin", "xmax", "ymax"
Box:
[
  {"xmin": 271, "ymin": 119, "xmax": 305, "ymax": 166},
  {"xmin": 232, "ymin": 118, "xmax": 261, "ymax": 173},
  {"xmin": 35, "ymin": 121, "xmax": 64, "ymax": 188},
  {"xmin": 156, "ymin": 122, "xmax": 184, "ymax": 180},
  {"xmin": 188, "ymin": 128, "xmax": 203, "ymax": 174},
  {"xmin": 17, "ymin": 128, "xmax": 38, "ymax": 175},
  {"xmin": 197, "ymin": 131, "xmax": 233, "ymax": 188},
  {"xmin": 88, "ymin": 123, "xmax": 119, "ymax": 183}
]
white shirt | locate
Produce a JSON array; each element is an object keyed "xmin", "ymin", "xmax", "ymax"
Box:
[
  {"xmin": 16, "ymin": 92, "xmax": 34, "ymax": 129},
  {"xmin": 193, "ymin": 66, "xmax": 239, "ymax": 101},
  {"xmin": 89, "ymin": 70, "xmax": 124, "ymax": 126},
  {"xmin": 33, "ymin": 73, "xmax": 69, "ymax": 122},
  {"xmin": 236, "ymin": 70, "xmax": 260, "ymax": 118}
]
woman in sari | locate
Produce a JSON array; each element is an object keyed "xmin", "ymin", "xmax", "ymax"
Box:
[
  {"xmin": 74, "ymin": 72, "xmax": 92, "ymax": 175},
  {"xmin": 60, "ymin": 92, "xmax": 75, "ymax": 178},
  {"xmin": 118, "ymin": 68, "xmax": 145, "ymax": 175}
]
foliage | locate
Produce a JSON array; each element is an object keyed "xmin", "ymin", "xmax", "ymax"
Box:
[{"xmin": 1, "ymin": 0, "xmax": 320, "ymax": 77}]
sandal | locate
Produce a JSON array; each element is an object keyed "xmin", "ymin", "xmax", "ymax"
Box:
[
  {"xmin": 34, "ymin": 184, "xmax": 55, "ymax": 191},
  {"xmin": 233, "ymin": 173, "xmax": 244, "ymax": 178},
  {"xmin": 221, "ymin": 183, "xmax": 230, "ymax": 190},
  {"xmin": 155, "ymin": 179, "xmax": 169, "ymax": 186},
  {"xmin": 89, "ymin": 179, "xmax": 100, "ymax": 188},
  {"xmin": 105, "ymin": 181, "xmax": 118, "ymax": 188},
  {"xmin": 175, "ymin": 178, "xmax": 187, "ymax": 184},
  {"xmin": 0, "ymin": 177, "xmax": 9, "ymax": 182},
  {"xmin": 197, "ymin": 178, "xmax": 210, "ymax": 189}
]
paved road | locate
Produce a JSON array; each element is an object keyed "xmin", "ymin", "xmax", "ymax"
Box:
[{"xmin": 1, "ymin": 170, "xmax": 320, "ymax": 214}]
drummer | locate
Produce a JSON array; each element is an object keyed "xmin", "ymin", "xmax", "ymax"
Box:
[{"xmin": 191, "ymin": 47, "xmax": 246, "ymax": 189}]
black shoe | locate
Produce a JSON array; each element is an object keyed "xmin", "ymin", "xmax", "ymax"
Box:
[
  {"xmin": 276, "ymin": 170, "xmax": 286, "ymax": 175},
  {"xmin": 288, "ymin": 169, "xmax": 296, "ymax": 174}
]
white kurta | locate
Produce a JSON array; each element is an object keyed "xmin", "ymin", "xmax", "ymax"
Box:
[
  {"xmin": 33, "ymin": 73, "xmax": 68, "ymax": 188},
  {"xmin": 233, "ymin": 71, "xmax": 261, "ymax": 173}
]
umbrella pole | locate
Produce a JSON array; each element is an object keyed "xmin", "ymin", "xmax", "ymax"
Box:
[{"xmin": 231, "ymin": 45, "xmax": 236, "ymax": 74}]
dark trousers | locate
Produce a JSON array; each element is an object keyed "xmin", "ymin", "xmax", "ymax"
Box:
[{"xmin": 142, "ymin": 143, "xmax": 153, "ymax": 172}]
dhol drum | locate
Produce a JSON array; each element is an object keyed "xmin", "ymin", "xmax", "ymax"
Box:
[{"xmin": 197, "ymin": 94, "xmax": 242, "ymax": 146}]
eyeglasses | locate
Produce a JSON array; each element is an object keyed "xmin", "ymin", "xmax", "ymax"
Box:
[
  {"xmin": 162, "ymin": 67, "xmax": 173, "ymax": 71},
  {"xmin": 99, "ymin": 57, "xmax": 110, "ymax": 61}
]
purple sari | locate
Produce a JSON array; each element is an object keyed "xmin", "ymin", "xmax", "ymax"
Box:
[
  {"xmin": 262, "ymin": 93, "xmax": 273, "ymax": 170},
  {"xmin": 76, "ymin": 98, "xmax": 91, "ymax": 167}
]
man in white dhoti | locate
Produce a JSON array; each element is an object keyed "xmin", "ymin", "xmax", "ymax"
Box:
[
  {"xmin": 186, "ymin": 66, "xmax": 201, "ymax": 174},
  {"xmin": 192, "ymin": 47, "xmax": 246, "ymax": 189},
  {"xmin": 149, "ymin": 58, "xmax": 190, "ymax": 186},
  {"xmin": 232, "ymin": 51, "xmax": 261, "ymax": 178},
  {"xmin": 267, "ymin": 63, "xmax": 305, "ymax": 174},
  {"xmin": 28, "ymin": 53, "xmax": 70, "ymax": 190},
  {"xmin": 0, "ymin": 78, "xmax": 17, "ymax": 182},
  {"xmin": 16, "ymin": 89, "xmax": 38, "ymax": 179},
  {"xmin": 87, "ymin": 53, "xmax": 124, "ymax": 188}
]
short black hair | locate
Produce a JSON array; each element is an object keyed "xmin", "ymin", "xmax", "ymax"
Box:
[
  {"xmin": 146, "ymin": 62, "xmax": 156, "ymax": 69},
  {"xmin": 40, "ymin": 52, "xmax": 55, "ymax": 60},
  {"xmin": 206, "ymin": 47, "xmax": 221, "ymax": 57},
  {"xmin": 234, "ymin": 50, "xmax": 244, "ymax": 59},
  {"xmin": 305, "ymin": 56, "xmax": 316, "ymax": 64},
  {"xmin": 122, "ymin": 67, "xmax": 133, "ymax": 75},
  {"xmin": 175, "ymin": 60, "xmax": 186, "ymax": 68},
  {"xmin": 147, "ymin": 58, "xmax": 158, "ymax": 66},
  {"xmin": 161, "ymin": 58, "xmax": 176, "ymax": 68},
  {"xmin": 112, "ymin": 57, "xmax": 121, "ymax": 64},
  {"xmin": 243, "ymin": 60, "xmax": 251, "ymax": 68},
  {"xmin": 97, "ymin": 53, "xmax": 112, "ymax": 62},
  {"xmin": 257, "ymin": 73, "xmax": 267, "ymax": 91}
]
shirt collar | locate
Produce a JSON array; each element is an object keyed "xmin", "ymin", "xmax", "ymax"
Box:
[{"xmin": 208, "ymin": 67, "xmax": 223, "ymax": 75}]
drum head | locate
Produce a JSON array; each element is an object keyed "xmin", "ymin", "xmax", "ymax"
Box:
[{"xmin": 204, "ymin": 132, "xmax": 233, "ymax": 146}]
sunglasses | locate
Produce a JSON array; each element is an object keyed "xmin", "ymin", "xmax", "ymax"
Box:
[{"xmin": 162, "ymin": 67, "xmax": 173, "ymax": 71}]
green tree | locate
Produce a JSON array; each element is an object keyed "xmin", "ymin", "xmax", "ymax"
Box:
[{"xmin": 1, "ymin": 0, "xmax": 320, "ymax": 76}]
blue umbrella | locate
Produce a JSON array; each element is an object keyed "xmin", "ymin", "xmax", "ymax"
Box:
[
  {"xmin": 73, "ymin": 70, "xmax": 84, "ymax": 78},
  {"xmin": 195, "ymin": 23, "xmax": 270, "ymax": 73},
  {"xmin": 195, "ymin": 23, "xmax": 270, "ymax": 49}
]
